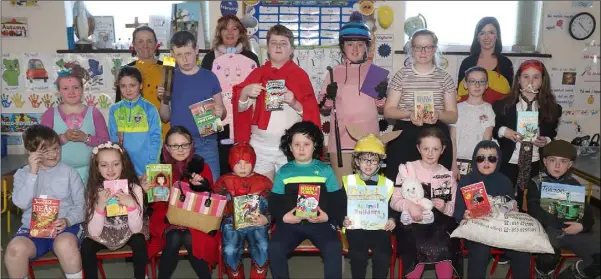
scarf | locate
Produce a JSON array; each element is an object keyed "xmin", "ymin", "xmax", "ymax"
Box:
[{"xmin": 215, "ymin": 43, "xmax": 244, "ymax": 59}]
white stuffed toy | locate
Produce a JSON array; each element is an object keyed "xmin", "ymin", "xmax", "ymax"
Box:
[{"xmin": 399, "ymin": 176, "xmax": 435, "ymax": 225}]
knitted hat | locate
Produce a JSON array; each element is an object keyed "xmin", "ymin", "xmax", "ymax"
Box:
[
  {"xmin": 339, "ymin": 11, "xmax": 371, "ymax": 42},
  {"xmin": 229, "ymin": 142, "xmax": 257, "ymax": 170},
  {"xmin": 542, "ymin": 140, "xmax": 577, "ymax": 161}
]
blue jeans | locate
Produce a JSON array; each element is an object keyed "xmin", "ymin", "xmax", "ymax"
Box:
[
  {"xmin": 222, "ymin": 224, "xmax": 269, "ymax": 270},
  {"xmin": 193, "ymin": 135, "xmax": 220, "ymax": 182}
]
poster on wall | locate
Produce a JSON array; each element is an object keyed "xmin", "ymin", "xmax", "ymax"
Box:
[
  {"xmin": 9, "ymin": 1, "xmax": 38, "ymax": 7},
  {"xmin": 1, "ymin": 113, "xmax": 42, "ymax": 133},
  {"xmin": 550, "ymin": 66, "xmax": 577, "ymax": 108},
  {"xmin": 374, "ymin": 34, "xmax": 394, "ymax": 75},
  {"xmin": 2, "ymin": 52, "xmax": 24, "ymax": 95},
  {"xmin": 149, "ymin": 15, "xmax": 169, "ymax": 49},
  {"xmin": 93, "ymin": 16, "xmax": 115, "ymax": 49},
  {"xmin": 1, "ymin": 17, "xmax": 29, "ymax": 38},
  {"xmin": 22, "ymin": 53, "xmax": 54, "ymax": 92}
]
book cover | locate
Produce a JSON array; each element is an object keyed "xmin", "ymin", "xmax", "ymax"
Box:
[
  {"xmin": 265, "ymin": 79, "xmax": 286, "ymax": 111},
  {"xmin": 296, "ymin": 184, "xmax": 320, "ymax": 218},
  {"xmin": 460, "ymin": 182, "xmax": 491, "ymax": 218},
  {"xmin": 346, "ymin": 185, "xmax": 388, "ymax": 230},
  {"xmin": 517, "ymin": 111, "xmax": 539, "ymax": 142},
  {"xmin": 233, "ymin": 194, "xmax": 261, "ymax": 230},
  {"xmin": 189, "ymin": 98, "xmax": 224, "ymax": 137},
  {"xmin": 540, "ymin": 182, "xmax": 586, "ymax": 222},
  {"xmin": 414, "ymin": 91, "xmax": 435, "ymax": 122},
  {"xmin": 359, "ymin": 64, "xmax": 390, "ymax": 99},
  {"xmin": 104, "ymin": 179, "xmax": 129, "ymax": 217},
  {"xmin": 29, "ymin": 197, "xmax": 59, "ymax": 238},
  {"xmin": 146, "ymin": 164, "xmax": 172, "ymax": 203},
  {"xmin": 456, "ymin": 159, "xmax": 472, "ymax": 181}
]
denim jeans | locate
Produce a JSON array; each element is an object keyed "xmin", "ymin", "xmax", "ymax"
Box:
[
  {"xmin": 193, "ymin": 135, "xmax": 220, "ymax": 182},
  {"xmin": 222, "ymin": 224, "xmax": 269, "ymax": 269}
]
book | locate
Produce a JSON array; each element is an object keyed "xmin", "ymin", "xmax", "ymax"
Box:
[
  {"xmin": 517, "ymin": 111, "xmax": 539, "ymax": 142},
  {"xmin": 296, "ymin": 184, "xmax": 320, "ymax": 218},
  {"xmin": 189, "ymin": 99, "xmax": 224, "ymax": 137},
  {"xmin": 346, "ymin": 185, "xmax": 389, "ymax": 230},
  {"xmin": 456, "ymin": 159, "xmax": 472, "ymax": 181},
  {"xmin": 359, "ymin": 64, "xmax": 390, "ymax": 99},
  {"xmin": 29, "ymin": 196, "xmax": 59, "ymax": 238},
  {"xmin": 146, "ymin": 164, "xmax": 172, "ymax": 203},
  {"xmin": 233, "ymin": 194, "xmax": 261, "ymax": 230},
  {"xmin": 540, "ymin": 182, "xmax": 586, "ymax": 222},
  {"xmin": 460, "ymin": 182, "xmax": 491, "ymax": 218},
  {"xmin": 414, "ymin": 91, "xmax": 435, "ymax": 122},
  {"xmin": 265, "ymin": 79, "xmax": 286, "ymax": 111},
  {"xmin": 104, "ymin": 179, "xmax": 129, "ymax": 217}
]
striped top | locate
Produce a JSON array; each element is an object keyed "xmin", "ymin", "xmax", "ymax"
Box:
[{"xmin": 389, "ymin": 65, "xmax": 456, "ymax": 119}]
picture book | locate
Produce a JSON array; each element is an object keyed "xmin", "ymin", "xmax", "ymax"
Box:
[
  {"xmin": 146, "ymin": 164, "xmax": 172, "ymax": 203},
  {"xmin": 360, "ymin": 64, "xmax": 390, "ymax": 99},
  {"xmin": 460, "ymin": 182, "xmax": 491, "ymax": 218},
  {"xmin": 265, "ymin": 79, "xmax": 286, "ymax": 111},
  {"xmin": 189, "ymin": 98, "xmax": 224, "ymax": 137},
  {"xmin": 540, "ymin": 182, "xmax": 586, "ymax": 222},
  {"xmin": 517, "ymin": 111, "xmax": 539, "ymax": 142},
  {"xmin": 296, "ymin": 184, "xmax": 320, "ymax": 218},
  {"xmin": 104, "ymin": 179, "xmax": 129, "ymax": 217},
  {"xmin": 233, "ymin": 194, "xmax": 261, "ymax": 230},
  {"xmin": 414, "ymin": 91, "xmax": 435, "ymax": 122},
  {"xmin": 29, "ymin": 196, "xmax": 59, "ymax": 238},
  {"xmin": 456, "ymin": 159, "xmax": 473, "ymax": 181},
  {"xmin": 346, "ymin": 185, "xmax": 389, "ymax": 230}
]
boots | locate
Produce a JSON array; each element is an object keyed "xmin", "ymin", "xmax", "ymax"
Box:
[
  {"xmin": 250, "ymin": 261, "xmax": 268, "ymax": 279},
  {"xmin": 226, "ymin": 264, "xmax": 245, "ymax": 279}
]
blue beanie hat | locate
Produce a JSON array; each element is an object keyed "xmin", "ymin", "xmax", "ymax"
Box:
[{"xmin": 339, "ymin": 11, "xmax": 371, "ymax": 42}]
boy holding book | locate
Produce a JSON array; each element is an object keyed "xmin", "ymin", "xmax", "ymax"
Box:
[
  {"xmin": 4, "ymin": 125, "xmax": 85, "ymax": 279},
  {"xmin": 526, "ymin": 140, "xmax": 599, "ymax": 279}
]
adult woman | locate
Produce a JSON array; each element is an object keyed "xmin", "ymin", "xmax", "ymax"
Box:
[
  {"xmin": 383, "ymin": 29, "xmax": 457, "ymax": 181},
  {"xmin": 201, "ymin": 15, "xmax": 260, "ymax": 175},
  {"xmin": 457, "ymin": 17, "xmax": 514, "ymax": 104}
]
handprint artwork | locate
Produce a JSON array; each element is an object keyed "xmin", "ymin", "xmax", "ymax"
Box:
[
  {"xmin": 53, "ymin": 95, "xmax": 63, "ymax": 107},
  {"xmin": 1, "ymin": 94, "xmax": 12, "ymax": 108},
  {"xmin": 41, "ymin": 94, "xmax": 53, "ymax": 108},
  {"xmin": 98, "ymin": 95, "xmax": 111, "ymax": 109},
  {"xmin": 11, "ymin": 93, "xmax": 25, "ymax": 108},
  {"xmin": 29, "ymin": 94, "xmax": 41, "ymax": 108},
  {"xmin": 84, "ymin": 95, "xmax": 97, "ymax": 107}
]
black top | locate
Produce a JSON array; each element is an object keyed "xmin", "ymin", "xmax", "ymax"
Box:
[
  {"xmin": 200, "ymin": 49, "xmax": 261, "ymax": 71},
  {"xmin": 457, "ymin": 54, "xmax": 514, "ymax": 88}
]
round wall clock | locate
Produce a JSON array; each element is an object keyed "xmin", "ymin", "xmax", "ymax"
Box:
[{"xmin": 569, "ymin": 12, "xmax": 596, "ymax": 40}]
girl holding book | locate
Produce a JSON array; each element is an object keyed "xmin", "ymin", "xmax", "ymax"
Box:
[
  {"xmin": 383, "ymin": 29, "xmax": 458, "ymax": 182},
  {"xmin": 492, "ymin": 60, "xmax": 562, "ymax": 211},
  {"xmin": 390, "ymin": 127, "xmax": 460, "ymax": 279},
  {"xmin": 81, "ymin": 141, "xmax": 148, "ymax": 279}
]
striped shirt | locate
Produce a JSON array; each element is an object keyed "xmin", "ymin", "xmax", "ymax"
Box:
[{"xmin": 389, "ymin": 65, "xmax": 456, "ymax": 118}]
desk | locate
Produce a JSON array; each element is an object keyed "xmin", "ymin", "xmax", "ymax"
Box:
[
  {"xmin": 571, "ymin": 148, "xmax": 600, "ymax": 204},
  {"xmin": 1, "ymin": 154, "xmax": 28, "ymax": 176}
]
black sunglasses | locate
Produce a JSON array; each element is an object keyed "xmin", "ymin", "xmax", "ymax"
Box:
[{"xmin": 475, "ymin": 155, "xmax": 498, "ymax": 163}]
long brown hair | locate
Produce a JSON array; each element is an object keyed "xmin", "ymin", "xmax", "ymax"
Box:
[
  {"xmin": 85, "ymin": 144, "xmax": 142, "ymax": 223},
  {"xmin": 503, "ymin": 60, "xmax": 559, "ymax": 122},
  {"xmin": 211, "ymin": 15, "xmax": 251, "ymax": 51}
]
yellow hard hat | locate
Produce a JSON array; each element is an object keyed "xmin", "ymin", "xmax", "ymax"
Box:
[{"xmin": 353, "ymin": 134, "xmax": 386, "ymax": 156}]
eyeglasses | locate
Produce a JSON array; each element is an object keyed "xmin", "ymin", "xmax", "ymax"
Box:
[
  {"xmin": 359, "ymin": 157, "xmax": 380, "ymax": 165},
  {"xmin": 167, "ymin": 143, "xmax": 192, "ymax": 150},
  {"xmin": 467, "ymin": 79, "xmax": 488, "ymax": 86},
  {"xmin": 475, "ymin": 155, "xmax": 498, "ymax": 163},
  {"xmin": 413, "ymin": 45, "xmax": 436, "ymax": 53}
]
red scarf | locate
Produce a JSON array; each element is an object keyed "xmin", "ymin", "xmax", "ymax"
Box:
[{"xmin": 231, "ymin": 60, "xmax": 322, "ymax": 143}]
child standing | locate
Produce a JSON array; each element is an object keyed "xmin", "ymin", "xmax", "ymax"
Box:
[
  {"xmin": 454, "ymin": 140, "xmax": 531, "ymax": 279},
  {"xmin": 527, "ymin": 140, "xmax": 600, "ymax": 279},
  {"xmin": 390, "ymin": 127, "xmax": 460, "ymax": 279},
  {"xmin": 41, "ymin": 73, "xmax": 109, "ymax": 183},
  {"xmin": 80, "ymin": 141, "xmax": 148, "ymax": 279},
  {"xmin": 109, "ymin": 66, "xmax": 162, "ymax": 177},
  {"xmin": 450, "ymin": 66, "xmax": 495, "ymax": 179},
  {"xmin": 268, "ymin": 121, "xmax": 346, "ymax": 279},
  {"xmin": 341, "ymin": 130, "xmax": 400, "ymax": 279},
  {"xmin": 213, "ymin": 143, "xmax": 273, "ymax": 279},
  {"xmin": 4, "ymin": 125, "xmax": 85, "ymax": 279},
  {"xmin": 232, "ymin": 24, "xmax": 321, "ymax": 181}
]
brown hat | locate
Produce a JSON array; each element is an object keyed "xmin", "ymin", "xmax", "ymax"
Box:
[{"xmin": 542, "ymin": 140, "xmax": 577, "ymax": 161}]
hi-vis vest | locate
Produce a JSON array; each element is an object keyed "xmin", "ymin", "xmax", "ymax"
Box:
[{"xmin": 342, "ymin": 174, "xmax": 394, "ymax": 200}]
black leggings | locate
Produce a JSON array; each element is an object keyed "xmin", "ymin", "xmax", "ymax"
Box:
[
  {"xmin": 158, "ymin": 229, "xmax": 211, "ymax": 279},
  {"xmin": 81, "ymin": 234, "xmax": 148, "ymax": 279}
]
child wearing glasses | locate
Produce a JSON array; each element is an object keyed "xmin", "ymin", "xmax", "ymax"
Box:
[
  {"xmin": 454, "ymin": 140, "xmax": 531, "ymax": 279},
  {"xmin": 450, "ymin": 66, "xmax": 496, "ymax": 180}
]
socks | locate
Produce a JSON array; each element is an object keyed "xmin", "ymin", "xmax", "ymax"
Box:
[{"xmin": 64, "ymin": 270, "xmax": 83, "ymax": 279}]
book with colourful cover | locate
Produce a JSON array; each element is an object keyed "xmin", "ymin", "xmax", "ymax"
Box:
[
  {"xmin": 456, "ymin": 159, "xmax": 473, "ymax": 181},
  {"xmin": 189, "ymin": 98, "xmax": 224, "ymax": 137},
  {"xmin": 414, "ymin": 91, "xmax": 435, "ymax": 122},
  {"xmin": 346, "ymin": 185, "xmax": 388, "ymax": 230},
  {"xmin": 233, "ymin": 194, "xmax": 261, "ymax": 230},
  {"xmin": 146, "ymin": 164, "xmax": 172, "ymax": 203},
  {"xmin": 517, "ymin": 111, "xmax": 539, "ymax": 142},
  {"xmin": 296, "ymin": 184, "xmax": 320, "ymax": 218},
  {"xmin": 460, "ymin": 182, "xmax": 491, "ymax": 218},
  {"xmin": 265, "ymin": 79, "xmax": 286, "ymax": 111},
  {"xmin": 360, "ymin": 64, "xmax": 390, "ymax": 99},
  {"xmin": 104, "ymin": 179, "xmax": 129, "ymax": 217},
  {"xmin": 540, "ymin": 182, "xmax": 586, "ymax": 222},
  {"xmin": 29, "ymin": 197, "xmax": 60, "ymax": 238}
]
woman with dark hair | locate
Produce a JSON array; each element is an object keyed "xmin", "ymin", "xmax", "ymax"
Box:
[{"xmin": 457, "ymin": 17, "xmax": 514, "ymax": 104}]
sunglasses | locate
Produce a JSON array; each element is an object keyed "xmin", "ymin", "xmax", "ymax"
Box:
[{"xmin": 475, "ymin": 155, "xmax": 498, "ymax": 163}]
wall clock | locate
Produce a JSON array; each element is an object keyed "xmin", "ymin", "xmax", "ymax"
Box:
[{"xmin": 569, "ymin": 12, "xmax": 596, "ymax": 40}]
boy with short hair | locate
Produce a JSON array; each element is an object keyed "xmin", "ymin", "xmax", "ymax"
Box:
[
  {"xmin": 527, "ymin": 140, "xmax": 600, "ymax": 279},
  {"xmin": 4, "ymin": 125, "xmax": 85, "ymax": 279},
  {"xmin": 158, "ymin": 30, "xmax": 227, "ymax": 182},
  {"xmin": 450, "ymin": 66, "xmax": 496, "ymax": 180}
]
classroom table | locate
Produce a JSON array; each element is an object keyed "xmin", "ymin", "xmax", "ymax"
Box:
[{"xmin": 571, "ymin": 147, "xmax": 600, "ymax": 204}]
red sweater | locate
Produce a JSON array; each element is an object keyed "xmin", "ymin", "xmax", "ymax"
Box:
[{"xmin": 231, "ymin": 60, "xmax": 321, "ymax": 143}]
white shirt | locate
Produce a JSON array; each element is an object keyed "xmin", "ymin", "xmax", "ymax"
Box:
[{"xmin": 451, "ymin": 101, "xmax": 495, "ymax": 160}]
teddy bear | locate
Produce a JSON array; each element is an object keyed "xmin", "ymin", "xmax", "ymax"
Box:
[{"xmin": 399, "ymin": 175, "xmax": 434, "ymax": 225}]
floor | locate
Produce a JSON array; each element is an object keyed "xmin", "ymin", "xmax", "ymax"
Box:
[{"xmin": 1, "ymin": 207, "xmax": 599, "ymax": 279}]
